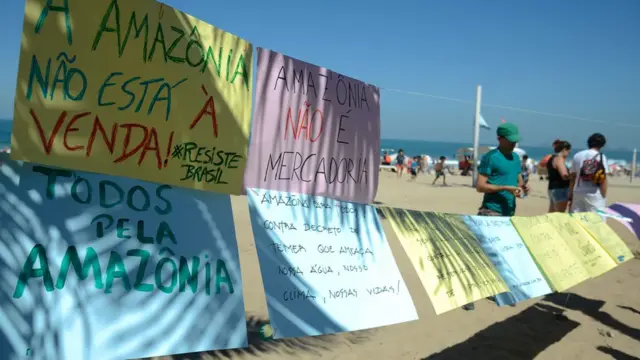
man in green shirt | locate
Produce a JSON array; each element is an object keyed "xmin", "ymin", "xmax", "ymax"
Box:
[
  {"xmin": 462, "ymin": 122, "xmax": 530, "ymax": 311},
  {"xmin": 477, "ymin": 122, "xmax": 529, "ymax": 216}
]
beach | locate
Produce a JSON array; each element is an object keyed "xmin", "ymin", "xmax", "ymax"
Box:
[{"xmin": 187, "ymin": 172, "xmax": 640, "ymax": 360}]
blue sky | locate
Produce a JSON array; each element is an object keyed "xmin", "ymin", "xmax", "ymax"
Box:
[{"xmin": 1, "ymin": 0, "xmax": 638, "ymax": 148}]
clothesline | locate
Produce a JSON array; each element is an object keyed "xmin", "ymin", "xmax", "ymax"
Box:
[{"xmin": 381, "ymin": 87, "xmax": 640, "ymax": 129}]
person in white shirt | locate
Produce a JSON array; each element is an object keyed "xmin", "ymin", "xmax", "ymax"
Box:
[
  {"xmin": 568, "ymin": 133, "xmax": 608, "ymax": 214},
  {"xmin": 520, "ymin": 155, "xmax": 535, "ymax": 185}
]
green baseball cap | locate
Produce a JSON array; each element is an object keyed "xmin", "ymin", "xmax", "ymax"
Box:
[{"xmin": 497, "ymin": 123, "xmax": 521, "ymax": 143}]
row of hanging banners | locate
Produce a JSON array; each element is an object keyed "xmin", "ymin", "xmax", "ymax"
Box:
[
  {"xmin": 0, "ymin": 0, "xmax": 635, "ymax": 359},
  {"xmin": 2, "ymin": 155, "xmax": 635, "ymax": 359}
]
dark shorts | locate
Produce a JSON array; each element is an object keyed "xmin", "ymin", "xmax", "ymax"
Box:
[
  {"xmin": 477, "ymin": 208, "xmax": 502, "ymax": 216},
  {"xmin": 548, "ymin": 188, "xmax": 570, "ymax": 203},
  {"xmin": 435, "ymin": 170, "xmax": 445, "ymax": 177}
]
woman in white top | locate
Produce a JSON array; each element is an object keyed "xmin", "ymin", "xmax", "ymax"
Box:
[{"xmin": 569, "ymin": 133, "xmax": 608, "ymax": 214}]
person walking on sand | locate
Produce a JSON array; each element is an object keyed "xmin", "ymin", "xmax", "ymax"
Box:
[
  {"xmin": 410, "ymin": 156, "xmax": 426, "ymax": 180},
  {"xmin": 569, "ymin": 133, "xmax": 608, "ymax": 214},
  {"xmin": 432, "ymin": 156, "xmax": 449, "ymax": 186},
  {"xmin": 395, "ymin": 149, "xmax": 406, "ymax": 179},
  {"xmin": 521, "ymin": 155, "xmax": 534, "ymax": 186},
  {"xmin": 463, "ymin": 122, "xmax": 530, "ymax": 311},
  {"xmin": 547, "ymin": 140, "xmax": 572, "ymax": 213}
]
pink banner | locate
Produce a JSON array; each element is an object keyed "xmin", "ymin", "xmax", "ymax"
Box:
[
  {"xmin": 243, "ymin": 48, "xmax": 380, "ymax": 203},
  {"xmin": 606, "ymin": 203, "xmax": 640, "ymax": 239}
]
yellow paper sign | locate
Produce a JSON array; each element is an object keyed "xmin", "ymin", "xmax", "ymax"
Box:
[
  {"xmin": 10, "ymin": 0, "xmax": 253, "ymax": 194},
  {"xmin": 573, "ymin": 212, "xmax": 634, "ymax": 264},
  {"xmin": 380, "ymin": 208, "xmax": 508, "ymax": 314},
  {"xmin": 511, "ymin": 216, "xmax": 590, "ymax": 292},
  {"xmin": 546, "ymin": 213, "xmax": 617, "ymax": 277}
]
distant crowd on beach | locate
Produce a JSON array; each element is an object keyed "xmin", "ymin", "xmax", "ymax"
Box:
[
  {"xmin": 382, "ymin": 137, "xmax": 639, "ymax": 186},
  {"xmin": 381, "ymin": 125, "xmax": 638, "ymax": 220},
  {"xmin": 381, "ymin": 151, "xmax": 455, "ymax": 185},
  {"xmin": 381, "ymin": 124, "xmax": 635, "ymax": 311}
]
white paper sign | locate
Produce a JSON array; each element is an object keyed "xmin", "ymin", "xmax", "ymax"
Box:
[
  {"xmin": 247, "ymin": 188, "xmax": 418, "ymax": 338},
  {"xmin": 0, "ymin": 155, "xmax": 247, "ymax": 360}
]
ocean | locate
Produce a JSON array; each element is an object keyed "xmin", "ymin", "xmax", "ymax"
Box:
[{"xmin": 0, "ymin": 120, "xmax": 635, "ymax": 164}]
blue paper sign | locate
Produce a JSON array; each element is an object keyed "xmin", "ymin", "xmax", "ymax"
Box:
[
  {"xmin": 462, "ymin": 215, "xmax": 553, "ymax": 306},
  {"xmin": 247, "ymin": 188, "xmax": 418, "ymax": 338},
  {"xmin": 0, "ymin": 155, "xmax": 247, "ymax": 359}
]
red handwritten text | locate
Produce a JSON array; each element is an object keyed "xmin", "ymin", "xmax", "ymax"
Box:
[
  {"xmin": 30, "ymin": 109, "xmax": 174, "ymax": 170},
  {"xmin": 284, "ymin": 101, "xmax": 324, "ymax": 142}
]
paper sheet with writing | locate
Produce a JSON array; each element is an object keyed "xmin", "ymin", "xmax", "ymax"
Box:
[
  {"xmin": 11, "ymin": 0, "xmax": 253, "ymax": 195},
  {"xmin": 0, "ymin": 154, "xmax": 247, "ymax": 359},
  {"xmin": 511, "ymin": 216, "xmax": 590, "ymax": 292},
  {"xmin": 462, "ymin": 216, "xmax": 553, "ymax": 306},
  {"xmin": 247, "ymin": 189, "xmax": 417, "ymax": 338},
  {"xmin": 243, "ymin": 48, "xmax": 381, "ymax": 204},
  {"xmin": 546, "ymin": 213, "xmax": 617, "ymax": 277},
  {"xmin": 573, "ymin": 212, "xmax": 633, "ymax": 264},
  {"xmin": 380, "ymin": 208, "xmax": 508, "ymax": 314}
]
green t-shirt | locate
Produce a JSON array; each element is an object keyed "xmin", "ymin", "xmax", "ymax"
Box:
[{"xmin": 478, "ymin": 149, "xmax": 521, "ymax": 216}]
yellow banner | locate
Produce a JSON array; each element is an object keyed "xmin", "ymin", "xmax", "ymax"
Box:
[
  {"xmin": 511, "ymin": 216, "xmax": 590, "ymax": 292},
  {"xmin": 11, "ymin": 0, "xmax": 253, "ymax": 194},
  {"xmin": 380, "ymin": 208, "xmax": 508, "ymax": 315},
  {"xmin": 573, "ymin": 212, "xmax": 634, "ymax": 264},
  {"xmin": 546, "ymin": 213, "xmax": 617, "ymax": 277}
]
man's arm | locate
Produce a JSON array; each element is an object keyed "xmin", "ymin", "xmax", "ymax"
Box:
[
  {"xmin": 518, "ymin": 172, "xmax": 531, "ymax": 194},
  {"xmin": 476, "ymin": 173, "xmax": 518, "ymax": 194},
  {"xmin": 476, "ymin": 173, "xmax": 509, "ymax": 193},
  {"xmin": 476, "ymin": 154, "xmax": 505, "ymax": 193}
]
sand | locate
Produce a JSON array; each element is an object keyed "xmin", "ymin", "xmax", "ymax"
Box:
[{"xmin": 166, "ymin": 172, "xmax": 640, "ymax": 360}]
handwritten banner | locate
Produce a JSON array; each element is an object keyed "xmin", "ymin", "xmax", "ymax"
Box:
[
  {"xmin": 511, "ymin": 216, "xmax": 590, "ymax": 292},
  {"xmin": 573, "ymin": 212, "xmax": 634, "ymax": 264},
  {"xmin": 462, "ymin": 216, "xmax": 553, "ymax": 306},
  {"xmin": 243, "ymin": 48, "xmax": 381, "ymax": 204},
  {"xmin": 0, "ymin": 154, "xmax": 247, "ymax": 359},
  {"xmin": 380, "ymin": 208, "xmax": 508, "ymax": 314},
  {"xmin": 546, "ymin": 213, "xmax": 617, "ymax": 278},
  {"xmin": 10, "ymin": 0, "xmax": 253, "ymax": 194},
  {"xmin": 247, "ymin": 189, "xmax": 417, "ymax": 338}
]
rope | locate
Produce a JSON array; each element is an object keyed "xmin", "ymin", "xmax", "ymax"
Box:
[{"xmin": 381, "ymin": 87, "xmax": 640, "ymax": 129}]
